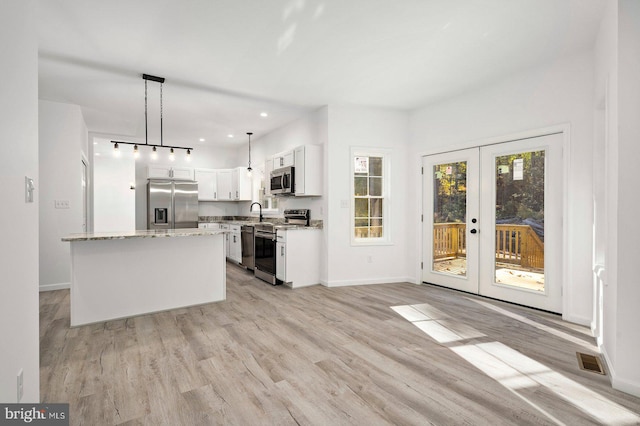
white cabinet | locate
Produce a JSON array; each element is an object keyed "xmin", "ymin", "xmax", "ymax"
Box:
[
  {"xmin": 273, "ymin": 150, "xmax": 294, "ymax": 169},
  {"xmin": 171, "ymin": 167, "xmax": 194, "ymax": 180},
  {"xmin": 220, "ymin": 224, "xmax": 241, "ymax": 263},
  {"xmin": 216, "ymin": 170, "xmax": 233, "ymax": 200},
  {"xmin": 228, "ymin": 225, "xmax": 242, "ymax": 263},
  {"xmin": 232, "ymin": 167, "xmax": 252, "ymax": 201},
  {"xmin": 219, "ymin": 224, "xmax": 230, "ymax": 257},
  {"xmin": 293, "ymin": 145, "xmax": 322, "ymax": 196},
  {"xmin": 147, "ymin": 165, "xmax": 194, "ymax": 180},
  {"xmin": 275, "ymin": 229, "xmax": 321, "ymax": 288},
  {"xmin": 198, "ymin": 223, "xmax": 220, "ymax": 229},
  {"xmin": 194, "ymin": 169, "xmax": 217, "ymax": 201},
  {"xmin": 276, "ymin": 239, "xmax": 286, "ymax": 281},
  {"xmin": 196, "ymin": 168, "xmax": 252, "ymax": 201}
]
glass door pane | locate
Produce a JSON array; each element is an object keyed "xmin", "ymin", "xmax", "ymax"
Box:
[
  {"xmin": 433, "ymin": 161, "xmax": 468, "ymax": 277},
  {"xmin": 494, "ymin": 150, "xmax": 546, "ymax": 292},
  {"xmin": 422, "ymin": 149, "xmax": 479, "ymax": 294},
  {"xmin": 479, "ymin": 133, "xmax": 563, "ymax": 313}
]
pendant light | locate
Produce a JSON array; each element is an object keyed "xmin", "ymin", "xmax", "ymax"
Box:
[
  {"xmin": 246, "ymin": 132, "xmax": 253, "ymax": 177},
  {"xmin": 111, "ymin": 74, "xmax": 193, "ymax": 158}
]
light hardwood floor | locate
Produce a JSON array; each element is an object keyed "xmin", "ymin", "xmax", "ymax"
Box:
[{"xmin": 40, "ymin": 264, "xmax": 640, "ymax": 425}]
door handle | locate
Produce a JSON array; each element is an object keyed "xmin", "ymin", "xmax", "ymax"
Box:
[
  {"xmin": 281, "ymin": 246, "xmax": 284, "ymax": 256},
  {"xmin": 470, "ymin": 229, "xmax": 478, "ymax": 234}
]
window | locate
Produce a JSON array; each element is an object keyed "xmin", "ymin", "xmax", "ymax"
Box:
[
  {"xmin": 351, "ymin": 148, "xmax": 391, "ymax": 245},
  {"xmin": 252, "ymin": 164, "xmax": 279, "ymax": 212}
]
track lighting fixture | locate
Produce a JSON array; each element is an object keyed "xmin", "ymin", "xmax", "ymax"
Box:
[{"xmin": 111, "ymin": 74, "xmax": 193, "ymax": 158}]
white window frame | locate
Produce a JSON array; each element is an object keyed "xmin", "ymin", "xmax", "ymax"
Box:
[
  {"xmin": 252, "ymin": 163, "xmax": 279, "ymax": 214},
  {"xmin": 350, "ymin": 147, "xmax": 392, "ymax": 246}
]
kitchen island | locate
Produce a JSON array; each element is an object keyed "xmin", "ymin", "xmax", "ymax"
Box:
[{"xmin": 62, "ymin": 229, "xmax": 227, "ymax": 326}]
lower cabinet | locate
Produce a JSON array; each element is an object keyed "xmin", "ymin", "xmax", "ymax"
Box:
[
  {"xmin": 275, "ymin": 229, "xmax": 321, "ymax": 288},
  {"xmin": 219, "ymin": 224, "xmax": 230, "ymax": 258},
  {"xmin": 229, "ymin": 225, "xmax": 242, "ymax": 263},
  {"xmin": 220, "ymin": 224, "xmax": 242, "ymax": 263}
]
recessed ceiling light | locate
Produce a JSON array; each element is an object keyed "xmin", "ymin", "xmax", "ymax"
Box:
[
  {"xmin": 228, "ymin": 134, "xmax": 234, "ymax": 138},
  {"xmin": 199, "ymin": 138, "xmax": 205, "ymax": 142},
  {"xmin": 93, "ymin": 142, "xmax": 98, "ymax": 145},
  {"xmin": 260, "ymin": 112, "xmax": 268, "ymax": 117},
  {"xmin": 95, "ymin": 153, "xmax": 101, "ymax": 156}
]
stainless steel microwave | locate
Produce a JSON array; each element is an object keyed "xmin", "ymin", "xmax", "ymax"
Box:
[{"xmin": 270, "ymin": 166, "xmax": 295, "ymax": 195}]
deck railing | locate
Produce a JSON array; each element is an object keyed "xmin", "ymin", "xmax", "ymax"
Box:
[{"xmin": 433, "ymin": 222, "xmax": 544, "ymax": 269}]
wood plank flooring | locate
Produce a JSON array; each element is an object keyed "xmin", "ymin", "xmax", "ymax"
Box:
[{"xmin": 40, "ymin": 264, "xmax": 640, "ymax": 425}]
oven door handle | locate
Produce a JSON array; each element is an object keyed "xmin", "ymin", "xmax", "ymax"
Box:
[{"xmin": 255, "ymin": 232, "xmax": 276, "ymax": 241}]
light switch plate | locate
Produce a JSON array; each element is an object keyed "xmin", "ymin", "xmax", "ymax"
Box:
[{"xmin": 54, "ymin": 200, "xmax": 70, "ymax": 209}]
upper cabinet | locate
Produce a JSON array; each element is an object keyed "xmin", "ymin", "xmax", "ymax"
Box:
[
  {"xmin": 293, "ymin": 145, "xmax": 322, "ymax": 197},
  {"xmin": 273, "ymin": 150, "xmax": 295, "ymax": 169},
  {"xmin": 147, "ymin": 165, "xmax": 194, "ymax": 180},
  {"xmin": 194, "ymin": 167, "xmax": 251, "ymax": 201},
  {"xmin": 194, "ymin": 169, "xmax": 217, "ymax": 201},
  {"xmin": 268, "ymin": 145, "xmax": 322, "ymax": 197}
]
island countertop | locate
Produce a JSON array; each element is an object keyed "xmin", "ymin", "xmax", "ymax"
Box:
[{"xmin": 62, "ymin": 228, "xmax": 227, "ymax": 242}]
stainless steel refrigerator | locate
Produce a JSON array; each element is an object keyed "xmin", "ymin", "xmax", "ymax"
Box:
[{"xmin": 147, "ymin": 180, "xmax": 199, "ymax": 230}]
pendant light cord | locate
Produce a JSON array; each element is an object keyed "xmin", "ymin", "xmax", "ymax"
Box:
[
  {"xmin": 144, "ymin": 79, "xmax": 148, "ymax": 145},
  {"xmin": 160, "ymin": 82, "xmax": 164, "ymax": 147}
]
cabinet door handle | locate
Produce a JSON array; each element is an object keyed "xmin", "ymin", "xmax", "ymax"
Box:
[
  {"xmin": 236, "ymin": 190, "xmax": 238, "ymax": 198},
  {"xmin": 233, "ymin": 235, "xmax": 236, "ymax": 243},
  {"xmin": 214, "ymin": 191, "xmax": 217, "ymax": 199},
  {"xmin": 229, "ymin": 192, "xmax": 231, "ymax": 199},
  {"xmin": 281, "ymin": 246, "xmax": 284, "ymax": 256}
]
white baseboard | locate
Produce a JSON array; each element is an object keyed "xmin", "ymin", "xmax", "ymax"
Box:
[
  {"xmin": 323, "ymin": 276, "xmax": 414, "ymax": 287},
  {"xmin": 39, "ymin": 282, "xmax": 70, "ymax": 292},
  {"xmin": 561, "ymin": 313, "xmax": 591, "ymax": 327},
  {"xmin": 600, "ymin": 345, "xmax": 640, "ymax": 398}
]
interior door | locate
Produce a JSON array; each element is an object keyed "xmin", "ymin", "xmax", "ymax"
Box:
[
  {"xmin": 422, "ymin": 149, "xmax": 479, "ymax": 293},
  {"xmin": 422, "ymin": 133, "xmax": 563, "ymax": 313}
]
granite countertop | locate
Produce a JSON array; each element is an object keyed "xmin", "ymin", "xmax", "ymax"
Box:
[
  {"xmin": 199, "ymin": 215, "xmax": 323, "ymax": 230},
  {"xmin": 62, "ymin": 228, "xmax": 227, "ymax": 242}
]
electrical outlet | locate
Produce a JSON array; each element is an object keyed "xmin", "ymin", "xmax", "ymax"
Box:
[
  {"xmin": 17, "ymin": 369, "xmax": 23, "ymax": 402},
  {"xmin": 54, "ymin": 200, "xmax": 70, "ymax": 209}
]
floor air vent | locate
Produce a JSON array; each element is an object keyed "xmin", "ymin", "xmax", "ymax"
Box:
[{"xmin": 576, "ymin": 352, "xmax": 605, "ymax": 375}]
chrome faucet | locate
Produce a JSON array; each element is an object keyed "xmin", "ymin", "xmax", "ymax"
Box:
[{"xmin": 250, "ymin": 202, "xmax": 263, "ymax": 222}]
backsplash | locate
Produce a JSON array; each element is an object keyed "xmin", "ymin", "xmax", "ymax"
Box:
[{"xmin": 199, "ymin": 215, "xmax": 323, "ymax": 228}]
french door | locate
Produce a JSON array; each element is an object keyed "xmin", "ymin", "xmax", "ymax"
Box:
[{"xmin": 422, "ymin": 133, "xmax": 563, "ymax": 313}]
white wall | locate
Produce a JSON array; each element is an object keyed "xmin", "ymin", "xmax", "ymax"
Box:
[
  {"xmin": 248, "ymin": 107, "xmax": 328, "ymax": 221},
  {"xmin": 595, "ymin": 0, "xmax": 640, "ymax": 396},
  {"xmin": 93, "ymin": 137, "xmax": 136, "ymax": 232},
  {"xmin": 0, "ymin": 0, "xmax": 40, "ymax": 403},
  {"xmin": 325, "ymin": 105, "xmax": 411, "ymax": 286},
  {"xmin": 408, "ymin": 50, "xmax": 595, "ymax": 325},
  {"xmin": 615, "ymin": 0, "xmax": 640, "ymax": 396},
  {"xmin": 594, "ymin": 0, "xmax": 618, "ymax": 382},
  {"xmin": 39, "ymin": 100, "xmax": 88, "ymax": 290}
]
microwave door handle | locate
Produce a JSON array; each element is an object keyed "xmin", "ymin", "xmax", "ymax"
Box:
[{"xmin": 281, "ymin": 174, "xmax": 285, "ymax": 190}]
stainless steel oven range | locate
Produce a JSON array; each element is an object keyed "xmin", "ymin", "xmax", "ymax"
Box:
[{"xmin": 254, "ymin": 222, "xmax": 277, "ymax": 285}]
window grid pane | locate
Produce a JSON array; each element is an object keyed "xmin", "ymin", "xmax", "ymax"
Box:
[{"xmin": 353, "ymin": 155, "xmax": 384, "ymax": 239}]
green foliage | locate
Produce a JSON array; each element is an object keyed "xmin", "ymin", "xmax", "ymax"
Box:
[
  {"xmin": 496, "ymin": 151, "xmax": 545, "ymax": 221},
  {"xmin": 432, "ymin": 151, "xmax": 545, "ymax": 224}
]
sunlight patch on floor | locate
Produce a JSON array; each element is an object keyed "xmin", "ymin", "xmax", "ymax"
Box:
[
  {"xmin": 391, "ymin": 301, "xmax": 640, "ymax": 425},
  {"xmin": 466, "ymin": 298, "xmax": 595, "ymax": 352},
  {"xmin": 454, "ymin": 342, "xmax": 640, "ymax": 425}
]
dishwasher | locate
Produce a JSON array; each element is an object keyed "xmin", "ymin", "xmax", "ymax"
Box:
[{"xmin": 240, "ymin": 225, "xmax": 255, "ymax": 270}]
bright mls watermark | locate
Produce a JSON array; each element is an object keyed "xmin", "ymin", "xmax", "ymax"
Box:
[{"xmin": 1, "ymin": 404, "xmax": 68, "ymax": 425}]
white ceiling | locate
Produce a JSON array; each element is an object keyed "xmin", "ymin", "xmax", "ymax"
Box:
[{"xmin": 37, "ymin": 0, "xmax": 606, "ymax": 148}]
